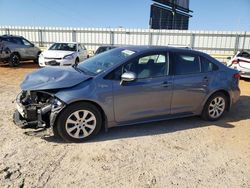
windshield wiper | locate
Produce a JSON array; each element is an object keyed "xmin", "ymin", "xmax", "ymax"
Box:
[
  {"xmin": 72, "ymin": 64, "xmax": 86, "ymax": 74},
  {"xmin": 72, "ymin": 64, "xmax": 95, "ymax": 76}
]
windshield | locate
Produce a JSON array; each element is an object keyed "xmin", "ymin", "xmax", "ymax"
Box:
[
  {"xmin": 77, "ymin": 48, "xmax": 136, "ymax": 74},
  {"xmin": 49, "ymin": 43, "xmax": 77, "ymax": 51}
]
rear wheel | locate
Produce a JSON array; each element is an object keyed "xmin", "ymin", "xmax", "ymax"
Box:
[
  {"xmin": 202, "ymin": 92, "xmax": 228, "ymax": 121},
  {"xmin": 55, "ymin": 102, "xmax": 102, "ymax": 142},
  {"xmin": 9, "ymin": 53, "xmax": 20, "ymax": 67}
]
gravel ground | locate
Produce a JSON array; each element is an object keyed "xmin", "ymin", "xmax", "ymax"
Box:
[{"xmin": 0, "ymin": 62, "xmax": 249, "ymax": 188}]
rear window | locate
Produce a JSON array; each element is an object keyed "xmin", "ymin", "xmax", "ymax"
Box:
[{"xmin": 173, "ymin": 53, "xmax": 201, "ymax": 75}]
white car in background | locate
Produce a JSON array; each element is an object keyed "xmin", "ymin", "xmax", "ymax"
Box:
[
  {"xmin": 39, "ymin": 42, "xmax": 88, "ymax": 67},
  {"xmin": 227, "ymin": 51, "xmax": 250, "ymax": 78}
]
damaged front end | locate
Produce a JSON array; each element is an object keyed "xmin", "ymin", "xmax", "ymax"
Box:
[{"xmin": 13, "ymin": 90, "xmax": 65, "ymax": 129}]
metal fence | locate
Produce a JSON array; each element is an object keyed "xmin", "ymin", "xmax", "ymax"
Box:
[{"xmin": 1, "ymin": 26, "xmax": 250, "ymax": 60}]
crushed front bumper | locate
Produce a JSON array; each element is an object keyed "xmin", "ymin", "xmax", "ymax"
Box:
[{"xmin": 13, "ymin": 91, "xmax": 65, "ymax": 129}]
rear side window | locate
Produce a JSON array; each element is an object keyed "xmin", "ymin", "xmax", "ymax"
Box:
[
  {"xmin": 10, "ymin": 37, "xmax": 23, "ymax": 45},
  {"xmin": 173, "ymin": 53, "xmax": 201, "ymax": 75},
  {"xmin": 0, "ymin": 37, "xmax": 10, "ymax": 42},
  {"xmin": 201, "ymin": 57, "xmax": 218, "ymax": 72}
]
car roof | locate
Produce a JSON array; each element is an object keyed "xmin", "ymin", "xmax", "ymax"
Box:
[
  {"xmin": 98, "ymin": 45, "xmax": 117, "ymax": 48},
  {"xmin": 0, "ymin": 34, "xmax": 23, "ymax": 38},
  {"xmin": 116, "ymin": 45, "xmax": 204, "ymax": 55},
  {"xmin": 53, "ymin": 42, "xmax": 78, "ymax": 44}
]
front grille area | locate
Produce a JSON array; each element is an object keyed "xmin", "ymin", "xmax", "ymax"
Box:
[
  {"xmin": 45, "ymin": 61, "xmax": 60, "ymax": 66},
  {"xmin": 45, "ymin": 57, "xmax": 62, "ymax": 60}
]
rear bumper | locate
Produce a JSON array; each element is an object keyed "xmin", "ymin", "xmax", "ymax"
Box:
[{"xmin": 230, "ymin": 88, "xmax": 241, "ymax": 106}]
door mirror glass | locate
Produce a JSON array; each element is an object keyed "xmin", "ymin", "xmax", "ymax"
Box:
[{"xmin": 120, "ymin": 72, "xmax": 136, "ymax": 85}]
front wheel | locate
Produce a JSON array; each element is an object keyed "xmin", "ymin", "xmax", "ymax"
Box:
[
  {"xmin": 202, "ymin": 92, "xmax": 228, "ymax": 121},
  {"xmin": 34, "ymin": 52, "xmax": 41, "ymax": 64},
  {"xmin": 55, "ymin": 102, "xmax": 102, "ymax": 142},
  {"xmin": 75, "ymin": 58, "xmax": 79, "ymax": 64}
]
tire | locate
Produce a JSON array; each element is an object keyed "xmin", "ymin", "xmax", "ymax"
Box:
[
  {"xmin": 55, "ymin": 102, "xmax": 102, "ymax": 142},
  {"xmin": 75, "ymin": 58, "xmax": 79, "ymax": 64},
  {"xmin": 9, "ymin": 53, "xmax": 20, "ymax": 67},
  {"xmin": 34, "ymin": 52, "xmax": 41, "ymax": 64},
  {"xmin": 202, "ymin": 92, "xmax": 228, "ymax": 121}
]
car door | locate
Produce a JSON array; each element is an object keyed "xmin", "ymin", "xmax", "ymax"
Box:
[
  {"xmin": 78, "ymin": 44, "xmax": 87, "ymax": 61},
  {"xmin": 20, "ymin": 38, "xmax": 37, "ymax": 58},
  {"xmin": 170, "ymin": 52, "xmax": 210, "ymax": 114},
  {"xmin": 111, "ymin": 52, "xmax": 173, "ymax": 123}
]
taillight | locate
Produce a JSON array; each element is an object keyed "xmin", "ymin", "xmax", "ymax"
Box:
[
  {"xmin": 232, "ymin": 60, "xmax": 239, "ymax": 64},
  {"xmin": 233, "ymin": 73, "xmax": 241, "ymax": 79}
]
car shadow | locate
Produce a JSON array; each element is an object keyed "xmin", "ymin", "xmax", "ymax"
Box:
[
  {"xmin": 241, "ymin": 77, "xmax": 250, "ymax": 82},
  {"xmin": 42, "ymin": 95, "xmax": 250, "ymax": 143},
  {"xmin": 0, "ymin": 61, "xmax": 39, "ymax": 69}
]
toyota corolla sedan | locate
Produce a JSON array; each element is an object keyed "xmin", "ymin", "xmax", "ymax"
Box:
[
  {"xmin": 14, "ymin": 46, "xmax": 240, "ymax": 142},
  {"xmin": 39, "ymin": 42, "xmax": 88, "ymax": 67}
]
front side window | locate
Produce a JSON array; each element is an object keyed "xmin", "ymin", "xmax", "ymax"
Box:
[
  {"xmin": 21, "ymin": 38, "xmax": 33, "ymax": 46},
  {"xmin": 173, "ymin": 53, "xmax": 201, "ymax": 75},
  {"xmin": 110, "ymin": 53, "xmax": 168, "ymax": 80},
  {"xmin": 78, "ymin": 44, "xmax": 82, "ymax": 50}
]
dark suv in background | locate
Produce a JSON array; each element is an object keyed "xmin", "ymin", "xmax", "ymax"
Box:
[
  {"xmin": 95, "ymin": 45, "xmax": 117, "ymax": 55},
  {"xmin": 0, "ymin": 35, "xmax": 41, "ymax": 67}
]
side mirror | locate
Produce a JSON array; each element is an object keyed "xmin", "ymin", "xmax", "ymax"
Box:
[{"xmin": 120, "ymin": 72, "xmax": 136, "ymax": 85}]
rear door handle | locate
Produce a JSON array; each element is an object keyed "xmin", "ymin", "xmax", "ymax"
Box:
[
  {"xmin": 203, "ymin": 76, "xmax": 209, "ymax": 82},
  {"xmin": 203, "ymin": 76, "xmax": 209, "ymax": 87}
]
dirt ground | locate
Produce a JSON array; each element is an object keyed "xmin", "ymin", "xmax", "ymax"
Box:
[{"xmin": 0, "ymin": 62, "xmax": 249, "ymax": 188}]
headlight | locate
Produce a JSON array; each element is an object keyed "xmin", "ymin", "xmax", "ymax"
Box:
[
  {"xmin": 63, "ymin": 53, "xmax": 75, "ymax": 60},
  {"xmin": 52, "ymin": 98, "xmax": 63, "ymax": 109}
]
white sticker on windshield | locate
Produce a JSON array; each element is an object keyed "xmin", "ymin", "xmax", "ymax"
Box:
[{"xmin": 122, "ymin": 50, "xmax": 135, "ymax": 57}]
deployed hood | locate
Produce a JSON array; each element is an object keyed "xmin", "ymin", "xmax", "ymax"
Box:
[
  {"xmin": 21, "ymin": 66, "xmax": 91, "ymax": 91},
  {"xmin": 42, "ymin": 50, "xmax": 75, "ymax": 59}
]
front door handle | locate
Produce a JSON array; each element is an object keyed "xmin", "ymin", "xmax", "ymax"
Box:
[{"xmin": 162, "ymin": 81, "xmax": 172, "ymax": 87}]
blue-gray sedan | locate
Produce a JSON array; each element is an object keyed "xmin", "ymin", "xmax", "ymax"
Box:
[{"xmin": 14, "ymin": 46, "xmax": 241, "ymax": 142}]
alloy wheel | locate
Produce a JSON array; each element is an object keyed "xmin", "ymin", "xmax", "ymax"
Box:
[
  {"xmin": 208, "ymin": 96, "xmax": 226, "ymax": 119},
  {"xmin": 65, "ymin": 110, "xmax": 97, "ymax": 139}
]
